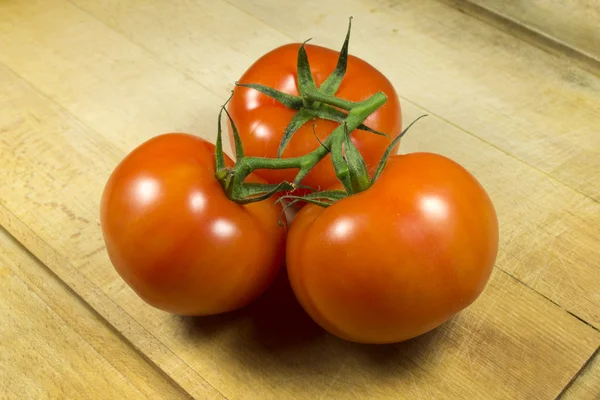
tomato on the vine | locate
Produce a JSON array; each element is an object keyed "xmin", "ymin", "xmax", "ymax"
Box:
[
  {"xmin": 100, "ymin": 133, "xmax": 286, "ymax": 316},
  {"xmin": 227, "ymin": 43, "xmax": 402, "ymax": 191},
  {"xmin": 286, "ymin": 153, "xmax": 499, "ymax": 344}
]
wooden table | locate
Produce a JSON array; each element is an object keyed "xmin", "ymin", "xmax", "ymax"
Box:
[{"xmin": 1, "ymin": 1, "xmax": 599, "ymax": 399}]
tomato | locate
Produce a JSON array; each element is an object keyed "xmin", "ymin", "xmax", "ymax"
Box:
[
  {"xmin": 227, "ymin": 43, "xmax": 402, "ymax": 191},
  {"xmin": 100, "ymin": 133, "xmax": 286, "ymax": 316},
  {"xmin": 286, "ymin": 153, "xmax": 499, "ymax": 344}
]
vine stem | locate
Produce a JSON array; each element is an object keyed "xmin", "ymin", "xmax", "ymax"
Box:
[
  {"xmin": 304, "ymin": 89, "xmax": 358, "ymax": 111},
  {"xmin": 227, "ymin": 91, "xmax": 387, "ymax": 194}
]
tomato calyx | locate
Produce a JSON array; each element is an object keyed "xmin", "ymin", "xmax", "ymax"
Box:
[
  {"xmin": 213, "ymin": 91, "xmax": 426, "ymax": 206},
  {"xmin": 274, "ymin": 114, "xmax": 428, "ymax": 212},
  {"xmin": 214, "ymin": 89, "xmax": 388, "ymax": 204},
  {"xmin": 235, "ymin": 17, "xmax": 388, "ymax": 159},
  {"xmin": 214, "ymin": 103, "xmax": 295, "ymax": 204},
  {"xmin": 212, "ymin": 18, "xmax": 427, "ymax": 207},
  {"xmin": 276, "ymin": 190, "xmax": 349, "ymax": 219}
]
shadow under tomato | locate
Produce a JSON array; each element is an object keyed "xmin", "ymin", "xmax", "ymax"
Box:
[
  {"xmin": 242, "ymin": 268, "xmax": 326, "ymax": 349},
  {"xmin": 179, "ymin": 306, "xmax": 242, "ymax": 339},
  {"xmin": 179, "ymin": 267, "xmax": 324, "ymax": 349},
  {"xmin": 178, "ymin": 267, "xmax": 446, "ymax": 380},
  {"xmin": 344, "ymin": 325, "xmax": 444, "ymax": 372}
]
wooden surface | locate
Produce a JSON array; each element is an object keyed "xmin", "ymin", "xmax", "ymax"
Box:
[
  {"xmin": 1, "ymin": 0, "xmax": 599, "ymax": 399},
  {"xmin": 441, "ymin": 0, "xmax": 600, "ymax": 74},
  {"xmin": 0, "ymin": 228, "xmax": 189, "ymax": 399},
  {"xmin": 562, "ymin": 349, "xmax": 600, "ymax": 400}
]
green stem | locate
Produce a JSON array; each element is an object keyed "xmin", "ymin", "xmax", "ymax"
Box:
[
  {"xmin": 304, "ymin": 89, "xmax": 359, "ymax": 111},
  {"xmin": 225, "ymin": 91, "xmax": 387, "ymax": 199}
]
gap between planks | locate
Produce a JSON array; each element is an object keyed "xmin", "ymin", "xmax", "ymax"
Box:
[
  {"xmin": 222, "ymin": 0, "xmax": 600, "ymax": 204},
  {"xmin": 557, "ymin": 347, "xmax": 600, "ymax": 399},
  {"xmin": 0, "ymin": 226, "xmax": 195, "ymax": 400},
  {"xmin": 0, "ymin": 204, "xmax": 227, "ymax": 400},
  {"xmin": 436, "ymin": 0, "xmax": 600, "ymax": 77}
]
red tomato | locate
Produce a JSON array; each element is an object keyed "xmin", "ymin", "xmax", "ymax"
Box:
[
  {"xmin": 227, "ymin": 43, "xmax": 402, "ymax": 191},
  {"xmin": 286, "ymin": 153, "xmax": 499, "ymax": 343},
  {"xmin": 100, "ymin": 133, "xmax": 286, "ymax": 316}
]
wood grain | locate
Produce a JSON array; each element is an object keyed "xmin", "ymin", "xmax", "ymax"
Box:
[
  {"xmin": 562, "ymin": 349, "xmax": 600, "ymax": 400},
  {"xmin": 0, "ymin": 31, "xmax": 598, "ymax": 400},
  {"xmin": 0, "ymin": 270, "xmax": 140, "ymax": 399},
  {"xmin": 0, "ymin": 228, "xmax": 188, "ymax": 399},
  {"xmin": 0, "ymin": 64, "xmax": 225, "ymax": 400},
  {"xmin": 0, "ymin": 229, "xmax": 192, "ymax": 399},
  {"xmin": 1, "ymin": 0, "xmax": 599, "ymax": 398},
  {"xmin": 442, "ymin": 0, "xmax": 600, "ymax": 73}
]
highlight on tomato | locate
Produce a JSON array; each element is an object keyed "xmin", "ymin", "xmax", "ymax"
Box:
[
  {"xmin": 100, "ymin": 132, "xmax": 287, "ymax": 316},
  {"xmin": 285, "ymin": 153, "xmax": 499, "ymax": 344}
]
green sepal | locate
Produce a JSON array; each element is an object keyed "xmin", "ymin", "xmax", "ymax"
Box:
[
  {"xmin": 313, "ymin": 105, "xmax": 388, "ymax": 137},
  {"xmin": 215, "ymin": 95, "xmax": 234, "ymax": 197},
  {"xmin": 344, "ymin": 92, "xmax": 387, "ymax": 129},
  {"xmin": 235, "ymin": 82, "xmax": 303, "ymax": 110},
  {"xmin": 222, "ymin": 106, "xmax": 244, "ymax": 162},
  {"xmin": 215, "ymin": 103, "xmax": 227, "ymax": 172},
  {"xmin": 303, "ymin": 189, "xmax": 348, "ymax": 201},
  {"xmin": 277, "ymin": 189, "xmax": 348, "ymax": 222},
  {"xmin": 342, "ymin": 123, "xmax": 371, "ymax": 193},
  {"xmin": 290, "ymin": 182, "xmax": 318, "ymax": 192},
  {"xmin": 320, "ymin": 17, "xmax": 352, "ymax": 95},
  {"xmin": 276, "ymin": 189, "xmax": 348, "ymax": 204},
  {"xmin": 297, "ymin": 40, "xmax": 318, "ymax": 97},
  {"xmin": 311, "ymin": 123, "xmax": 330, "ymax": 152},
  {"xmin": 330, "ymin": 133, "xmax": 352, "ymax": 193},
  {"xmin": 277, "ymin": 108, "xmax": 314, "ymax": 157},
  {"xmin": 371, "ymin": 114, "xmax": 428, "ymax": 183},
  {"xmin": 277, "ymin": 104, "xmax": 388, "ymax": 158},
  {"xmin": 215, "ymin": 168, "xmax": 234, "ymax": 198},
  {"xmin": 234, "ymin": 182, "xmax": 294, "ymax": 205}
]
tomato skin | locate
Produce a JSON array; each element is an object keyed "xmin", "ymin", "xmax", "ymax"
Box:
[
  {"xmin": 227, "ymin": 43, "xmax": 402, "ymax": 191},
  {"xmin": 100, "ymin": 133, "xmax": 286, "ymax": 316},
  {"xmin": 286, "ymin": 153, "xmax": 499, "ymax": 343}
]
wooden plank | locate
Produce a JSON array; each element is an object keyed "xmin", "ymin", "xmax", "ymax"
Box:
[
  {"xmin": 561, "ymin": 349, "xmax": 600, "ymax": 400},
  {"xmin": 53, "ymin": 0, "xmax": 600, "ymax": 327},
  {"xmin": 441, "ymin": 0, "xmax": 600, "ymax": 73},
  {"xmin": 0, "ymin": 0, "xmax": 599, "ymax": 398},
  {"xmin": 0, "ymin": 38, "xmax": 599, "ymax": 400},
  {"xmin": 69, "ymin": 0, "xmax": 287, "ymax": 99},
  {"xmin": 0, "ymin": 0, "xmax": 225, "ymax": 155},
  {"xmin": 0, "ymin": 245, "xmax": 144, "ymax": 399},
  {"xmin": 0, "ymin": 73, "xmax": 225, "ymax": 400},
  {"xmin": 0, "ymin": 228, "xmax": 191, "ymax": 400}
]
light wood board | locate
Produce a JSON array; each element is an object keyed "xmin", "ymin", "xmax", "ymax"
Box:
[
  {"xmin": 562, "ymin": 349, "xmax": 600, "ymax": 400},
  {"xmin": 0, "ymin": 228, "xmax": 189, "ymax": 400},
  {"xmin": 1, "ymin": 0, "xmax": 599, "ymax": 398},
  {"xmin": 441, "ymin": 0, "xmax": 600, "ymax": 74}
]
